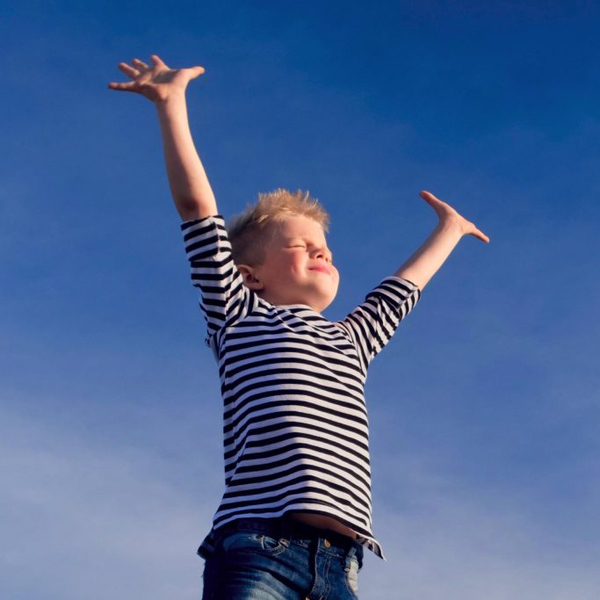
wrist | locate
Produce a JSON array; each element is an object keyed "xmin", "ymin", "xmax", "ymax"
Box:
[
  {"xmin": 154, "ymin": 87, "xmax": 187, "ymax": 109},
  {"xmin": 437, "ymin": 214, "xmax": 463, "ymax": 236}
]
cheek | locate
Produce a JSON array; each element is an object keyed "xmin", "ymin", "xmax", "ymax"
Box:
[
  {"xmin": 333, "ymin": 272, "xmax": 340, "ymax": 291},
  {"xmin": 290, "ymin": 255, "xmax": 307, "ymax": 274},
  {"xmin": 274, "ymin": 256, "xmax": 299, "ymax": 274}
]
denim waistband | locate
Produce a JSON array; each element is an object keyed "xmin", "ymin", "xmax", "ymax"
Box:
[{"xmin": 215, "ymin": 516, "xmax": 362, "ymax": 555}]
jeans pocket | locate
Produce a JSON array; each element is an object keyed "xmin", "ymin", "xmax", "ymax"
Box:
[
  {"xmin": 260, "ymin": 534, "xmax": 289, "ymax": 555},
  {"xmin": 220, "ymin": 532, "xmax": 262, "ymax": 552},
  {"xmin": 219, "ymin": 532, "xmax": 289, "ymax": 556},
  {"xmin": 344, "ymin": 554, "xmax": 360, "ymax": 597}
]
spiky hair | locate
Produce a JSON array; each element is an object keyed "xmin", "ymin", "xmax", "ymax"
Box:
[{"xmin": 227, "ymin": 189, "xmax": 330, "ymax": 265}]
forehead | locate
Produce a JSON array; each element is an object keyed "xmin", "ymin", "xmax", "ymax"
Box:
[{"xmin": 270, "ymin": 214, "xmax": 326, "ymax": 240}]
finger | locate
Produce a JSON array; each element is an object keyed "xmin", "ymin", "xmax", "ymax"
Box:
[
  {"xmin": 472, "ymin": 227, "xmax": 490, "ymax": 243},
  {"xmin": 188, "ymin": 65, "xmax": 206, "ymax": 79},
  {"xmin": 419, "ymin": 190, "xmax": 443, "ymax": 206},
  {"xmin": 150, "ymin": 54, "xmax": 167, "ymax": 68},
  {"xmin": 107, "ymin": 81, "xmax": 139, "ymax": 93},
  {"xmin": 118, "ymin": 62, "xmax": 140, "ymax": 79},
  {"xmin": 132, "ymin": 58, "xmax": 150, "ymax": 71},
  {"xmin": 419, "ymin": 190, "xmax": 449, "ymax": 220},
  {"xmin": 419, "ymin": 190, "xmax": 437, "ymax": 201}
]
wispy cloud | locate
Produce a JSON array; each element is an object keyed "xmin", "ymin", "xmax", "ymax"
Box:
[
  {"xmin": 1, "ymin": 404, "xmax": 216, "ymax": 600},
  {"xmin": 363, "ymin": 453, "xmax": 600, "ymax": 600},
  {"xmin": 3, "ymin": 400, "xmax": 598, "ymax": 600}
]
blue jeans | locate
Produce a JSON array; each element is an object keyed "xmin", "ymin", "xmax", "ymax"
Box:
[{"xmin": 201, "ymin": 517, "xmax": 364, "ymax": 599}]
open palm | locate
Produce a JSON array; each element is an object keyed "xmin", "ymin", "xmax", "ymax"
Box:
[
  {"xmin": 420, "ymin": 191, "xmax": 490, "ymax": 243},
  {"xmin": 108, "ymin": 55, "xmax": 205, "ymax": 103}
]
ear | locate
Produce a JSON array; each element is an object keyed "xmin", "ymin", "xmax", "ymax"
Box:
[{"xmin": 237, "ymin": 264, "xmax": 264, "ymax": 290}]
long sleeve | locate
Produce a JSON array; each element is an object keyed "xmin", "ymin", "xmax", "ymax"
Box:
[
  {"xmin": 338, "ymin": 276, "xmax": 421, "ymax": 371},
  {"xmin": 181, "ymin": 215, "xmax": 256, "ymax": 348}
]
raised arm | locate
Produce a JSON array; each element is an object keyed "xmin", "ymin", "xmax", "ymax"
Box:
[
  {"xmin": 395, "ymin": 191, "xmax": 489, "ymax": 290},
  {"xmin": 108, "ymin": 55, "xmax": 217, "ymax": 221}
]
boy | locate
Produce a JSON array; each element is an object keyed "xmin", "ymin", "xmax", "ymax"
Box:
[{"xmin": 109, "ymin": 55, "xmax": 489, "ymax": 600}]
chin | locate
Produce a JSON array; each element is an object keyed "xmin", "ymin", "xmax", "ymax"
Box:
[{"xmin": 315, "ymin": 293, "xmax": 337, "ymax": 312}]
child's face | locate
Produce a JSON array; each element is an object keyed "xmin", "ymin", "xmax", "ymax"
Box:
[{"xmin": 245, "ymin": 214, "xmax": 339, "ymax": 312}]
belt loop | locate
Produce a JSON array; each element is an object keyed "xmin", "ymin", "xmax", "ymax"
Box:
[{"xmin": 354, "ymin": 542, "xmax": 364, "ymax": 569}]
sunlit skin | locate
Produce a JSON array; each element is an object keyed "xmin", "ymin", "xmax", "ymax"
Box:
[
  {"xmin": 238, "ymin": 215, "xmax": 363, "ymax": 538},
  {"xmin": 109, "ymin": 54, "xmax": 490, "ymax": 541},
  {"xmin": 237, "ymin": 215, "xmax": 340, "ymax": 313}
]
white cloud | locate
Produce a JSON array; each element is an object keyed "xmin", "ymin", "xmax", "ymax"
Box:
[
  {"xmin": 3, "ymin": 403, "xmax": 599, "ymax": 600},
  {"xmin": 361, "ymin": 453, "xmax": 600, "ymax": 600},
  {"xmin": 0, "ymin": 406, "xmax": 216, "ymax": 600}
]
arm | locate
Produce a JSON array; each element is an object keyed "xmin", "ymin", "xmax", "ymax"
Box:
[
  {"xmin": 108, "ymin": 55, "xmax": 217, "ymax": 221},
  {"xmin": 340, "ymin": 277, "xmax": 420, "ymax": 370},
  {"xmin": 395, "ymin": 191, "xmax": 490, "ymax": 290}
]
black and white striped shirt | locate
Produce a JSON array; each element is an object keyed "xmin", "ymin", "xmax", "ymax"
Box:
[{"xmin": 182, "ymin": 215, "xmax": 420, "ymax": 559}]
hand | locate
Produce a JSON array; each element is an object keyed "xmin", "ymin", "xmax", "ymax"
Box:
[
  {"xmin": 108, "ymin": 55, "xmax": 205, "ymax": 103},
  {"xmin": 420, "ymin": 190, "xmax": 490, "ymax": 243}
]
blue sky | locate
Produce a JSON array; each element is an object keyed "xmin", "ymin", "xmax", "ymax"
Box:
[{"xmin": 2, "ymin": 1, "xmax": 600, "ymax": 598}]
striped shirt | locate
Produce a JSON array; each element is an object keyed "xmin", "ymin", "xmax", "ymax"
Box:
[{"xmin": 182, "ymin": 215, "xmax": 420, "ymax": 559}]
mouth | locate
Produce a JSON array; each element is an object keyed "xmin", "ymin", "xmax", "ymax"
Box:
[{"xmin": 309, "ymin": 265, "xmax": 332, "ymax": 275}]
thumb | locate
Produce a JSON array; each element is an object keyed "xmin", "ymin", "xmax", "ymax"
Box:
[{"xmin": 188, "ymin": 66, "xmax": 206, "ymax": 79}]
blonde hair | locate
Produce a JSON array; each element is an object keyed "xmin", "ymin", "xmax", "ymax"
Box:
[{"xmin": 227, "ymin": 189, "xmax": 330, "ymax": 265}]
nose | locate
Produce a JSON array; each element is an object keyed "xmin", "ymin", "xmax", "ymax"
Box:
[{"xmin": 314, "ymin": 247, "xmax": 333, "ymax": 263}]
